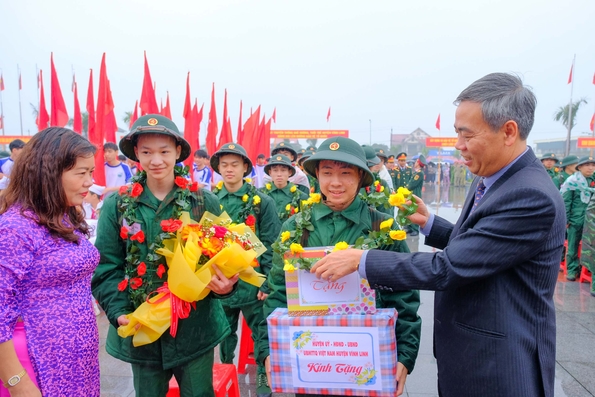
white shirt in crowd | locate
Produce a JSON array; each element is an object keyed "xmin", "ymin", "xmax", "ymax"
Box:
[
  {"xmin": 104, "ymin": 162, "xmax": 132, "ymax": 196},
  {"xmin": 253, "ymin": 164, "xmax": 266, "ymax": 188}
]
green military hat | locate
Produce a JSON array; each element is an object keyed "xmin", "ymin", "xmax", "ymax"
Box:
[
  {"xmin": 540, "ymin": 153, "xmax": 559, "ymax": 162},
  {"xmin": 387, "ymin": 153, "xmax": 395, "ymax": 163},
  {"xmin": 396, "ymin": 152, "xmax": 407, "ymax": 160},
  {"xmin": 306, "ymin": 145, "xmax": 317, "ymax": 152},
  {"xmin": 210, "ymin": 142, "xmax": 253, "ymax": 177},
  {"xmin": 303, "ymin": 137, "xmax": 374, "ymax": 186},
  {"xmin": 375, "ymin": 148, "xmax": 388, "ymax": 160},
  {"xmin": 560, "ymin": 155, "xmax": 579, "ymax": 168},
  {"xmin": 264, "ymin": 154, "xmax": 296, "ymax": 177},
  {"xmin": 120, "ymin": 114, "xmax": 191, "ymax": 162},
  {"xmin": 298, "ymin": 150, "xmax": 315, "ymax": 166},
  {"xmin": 300, "ymin": 148, "xmax": 306, "ymax": 154},
  {"xmin": 362, "ymin": 145, "xmax": 381, "ymax": 167},
  {"xmin": 271, "ymin": 142, "xmax": 297, "ymax": 161},
  {"xmin": 576, "ymin": 156, "xmax": 595, "ymax": 169},
  {"xmin": 416, "ymin": 154, "xmax": 427, "ymax": 167}
]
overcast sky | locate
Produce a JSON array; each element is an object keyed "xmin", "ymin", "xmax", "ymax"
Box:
[{"xmin": 1, "ymin": 0, "xmax": 594, "ymax": 149}]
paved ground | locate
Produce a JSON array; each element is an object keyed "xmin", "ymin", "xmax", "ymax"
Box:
[{"xmin": 98, "ymin": 184, "xmax": 595, "ymax": 396}]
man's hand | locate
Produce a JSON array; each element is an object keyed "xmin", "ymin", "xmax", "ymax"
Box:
[
  {"xmin": 257, "ymin": 291, "xmax": 268, "ymax": 301},
  {"xmin": 396, "ymin": 362, "xmax": 408, "ymax": 396},
  {"xmin": 207, "ymin": 264, "xmax": 239, "ymax": 295},
  {"xmin": 407, "ymin": 195, "xmax": 430, "ymax": 228},
  {"xmin": 311, "ymin": 249, "xmax": 364, "ymax": 282}
]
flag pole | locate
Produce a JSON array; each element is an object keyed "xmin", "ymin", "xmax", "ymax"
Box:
[
  {"xmin": 565, "ymin": 54, "xmax": 575, "ymax": 157},
  {"xmin": 17, "ymin": 65, "xmax": 23, "ymax": 135},
  {"xmin": 0, "ymin": 68, "xmax": 4, "ymax": 136}
]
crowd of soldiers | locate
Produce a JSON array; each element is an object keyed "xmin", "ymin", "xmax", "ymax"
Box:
[{"xmin": 541, "ymin": 152, "xmax": 595, "ymax": 296}]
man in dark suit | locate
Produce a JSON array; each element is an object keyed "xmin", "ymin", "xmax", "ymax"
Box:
[{"xmin": 312, "ymin": 73, "xmax": 565, "ymax": 397}]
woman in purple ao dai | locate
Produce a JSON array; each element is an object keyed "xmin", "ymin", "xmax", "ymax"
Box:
[{"xmin": 0, "ymin": 128, "xmax": 100, "ymax": 397}]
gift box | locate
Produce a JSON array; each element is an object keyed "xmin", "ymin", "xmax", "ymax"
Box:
[{"xmin": 267, "ymin": 308, "xmax": 398, "ymax": 396}]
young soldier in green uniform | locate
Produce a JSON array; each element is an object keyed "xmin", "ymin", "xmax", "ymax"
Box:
[
  {"xmin": 561, "ymin": 156, "xmax": 595, "ymax": 280},
  {"xmin": 211, "ymin": 143, "xmax": 281, "ymax": 397},
  {"xmin": 541, "ymin": 152, "xmax": 559, "ymax": 183},
  {"xmin": 264, "ymin": 142, "xmax": 310, "ymax": 194},
  {"xmin": 260, "ymin": 154, "xmax": 309, "ymax": 222},
  {"xmin": 92, "ymin": 115, "xmax": 237, "ymax": 397},
  {"xmin": 406, "ymin": 155, "xmax": 426, "ymax": 236},
  {"xmin": 392, "ymin": 152, "xmax": 412, "ymax": 189},
  {"xmin": 579, "ymin": 192, "xmax": 595, "ymax": 297},
  {"xmin": 361, "ymin": 145, "xmax": 393, "ymax": 216},
  {"xmin": 554, "ymin": 155, "xmax": 579, "ymax": 189},
  {"xmin": 298, "ymin": 150, "xmax": 319, "ymax": 193},
  {"xmin": 257, "ymin": 137, "xmax": 421, "ymax": 397}
]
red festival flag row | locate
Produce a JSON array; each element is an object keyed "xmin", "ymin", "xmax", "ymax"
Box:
[{"xmin": 36, "ymin": 70, "xmax": 49, "ymax": 131}]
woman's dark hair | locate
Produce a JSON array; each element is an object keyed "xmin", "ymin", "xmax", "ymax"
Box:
[{"xmin": 0, "ymin": 127, "xmax": 97, "ymax": 242}]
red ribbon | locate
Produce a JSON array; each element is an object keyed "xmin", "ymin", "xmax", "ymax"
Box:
[{"xmin": 147, "ymin": 283, "xmax": 196, "ymax": 338}]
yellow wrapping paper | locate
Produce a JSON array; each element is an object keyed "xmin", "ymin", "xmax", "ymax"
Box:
[{"xmin": 117, "ymin": 211, "xmax": 265, "ymax": 346}]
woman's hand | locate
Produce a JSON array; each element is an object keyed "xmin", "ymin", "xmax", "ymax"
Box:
[{"xmin": 7, "ymin": 375, "xmax": 41, "ymax": 397}]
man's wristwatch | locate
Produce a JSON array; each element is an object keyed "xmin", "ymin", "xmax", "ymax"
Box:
[{"xmin": 3, "ymin": 369, "xmax": 27, "ymax": 388}]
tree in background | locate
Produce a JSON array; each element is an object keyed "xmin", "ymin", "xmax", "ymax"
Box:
[{"xmin": 554, "ymin": 98, "xmax": 588, "ymax": 132}]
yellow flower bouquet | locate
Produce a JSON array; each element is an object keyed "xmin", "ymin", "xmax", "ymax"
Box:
[{"xmin": 118, "ymin": 211, "xmax": 266, "ymax": 346}]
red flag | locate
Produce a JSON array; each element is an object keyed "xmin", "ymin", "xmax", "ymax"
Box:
[
  {"xmin": 593, "ymin": 72, "xmax": 595, "ymax": 85},
  {"xmin": 50, "ymin": 53, "xmax": 69, "ymax": 127},
  {"xmin": 72, "ymin": 82, "xmax": 82, "ymax": 134},
  {"xmin": 0, "ymin": 74, "xmax": 4, "ymax": 91},
  {"xmin": 590, "ymin": 113, "xmax": 595, "ymax": 132},
  {"xmin": 91, "ymin": 53, "xmax": 110, "ymax": 185},
  {"xmin": 129, "ymin": 100, "xmax": 139, "ymax": 129},
  {"xmin": 206, "ymin": 83, "xmax": 218, "ymax": 156},
  {"xmin": 139, "ymin": 51, "xmax": 159, "ymax": 115},
  {"xmin": 163, "ymin": 92, "xmax": 172, "ymax": 119},
  {"xmin": 218, "ymin": 89, "xmax": 232, "ymax": 148},
  {"xmin": 258, "ymin": 117, "xmax": 272, "ymax": 159},
  {"xmin": 568, "ymin": 64, "xmax": 573, "ymax": 84},
  {"xmin": 183, "ymin": 73, "xmax": 194, "ymax": 167},
  {"xmin": 242, "ymin": 105, "xmax": 261, "ymax": 161},
  {"xmin": 0, "ymin": 116, "xmax": 3, "ymax": 130},
  {"xmin": 36, "ymin": 70, "xmax": 49, "ymax": 131},
  {"xmin": 272, "ymin": 107, "xmax": 276, "ymax": 123},
  {"xmin": 236, "ymin": 100, "xmax": 244, "ymax": 144},
  {"xmin": 86, "ymin": 69, "xmax": 95, "ymax": 139},
  {"xmin": 96, "ymin": 54, "xmax": 116, "ymax": 144},
  {"xmin": 326, "ymin": 107, "xmax": 331, "ymax": 122},
  {"xmin": 435, "ymin": 114, "xmax": 441, "ymax": 131},
  {"xmin": 192, "ymin": 100, "xmax": 204, "ymax": 150},
  {"xmin": 104, "ymin": 79, "xmax": 117, "ymax": 143}
]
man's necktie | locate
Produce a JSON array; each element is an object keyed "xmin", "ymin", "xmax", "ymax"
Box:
[{"xmin": 470, "ymin": 178, "xmax": 486, "ymax": 213}]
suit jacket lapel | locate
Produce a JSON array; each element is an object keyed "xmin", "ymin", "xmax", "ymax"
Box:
[{"xmin": 450, "ymin": 177, "xmax": 480, "ymax": 239}]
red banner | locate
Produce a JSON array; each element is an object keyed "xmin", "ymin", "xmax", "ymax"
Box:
[
  {"xmin": 577, "ymin": 137, "xmax": 595, "ymax": 148},
  {"xmin": 425, "ymin": 137, "xmax": 457, "ymax": 147},
  {"xmin": 0, "ymin": 135, "xmax": 33, "ymax": 145},
  {"xmin": 270, "ymin": 130, "xmax": 348, "ymax": 139}
]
